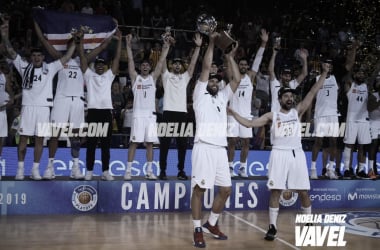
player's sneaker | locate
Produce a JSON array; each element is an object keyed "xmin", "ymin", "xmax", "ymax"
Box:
[
  {"xmin": 326, "ymin": 169, "xmax": 338, "ymax": 179},
  {"xmin": 335, "ymin": 168, "xmax": 342, "ymax": 178},
  {"xmin": 30, "ymin": 167, "xmax": 42, "ymax": 180},
  {"xmin": 84, "ymin": 170, "xmax": 93, "ymax": 181},
  {"xmin": 124, "ymin": 171, "xmax": 132, "ymax": 181},
  {"xmin": 310, "ymin": 168, "xmax": 318, "ymax": 179},
  {"xmin": 238, "ymin": 167, "xmax": 248, "ymax": 178},
  {"xmin": 15, "ymin": 167, "xmax": 24, "ymax": 180},
  {"xmin": 193, "ymin": 227, "xmax": 206, "ymax": 248},
  {"xmin": 357, "ymin": 170, "xmax": 370, "ymax": 179},
  {"xmin": 101, "ymin": 170, "xmax": 114, "ymax": 181},
  {"xmin": 343, "ymin": 170, "xmax": 351, "ymax": 179},
  {"xmin": 321, "ymin": 167, "xmax": 327, "ymax": 176},
  {"xmin": 43, "ymin": 166, "xmax": 55, "ymax": 180},
  {"xmin": 368, "ymin": 169, "xmax": 377, "ymax": 180},
  {"xmin": 145, "ymin": 171, "xmax": 157, "ymax": 180},
  {"xmin": 229, "ymin": 167, "xmax": 235, "ymax": 177},
  {"xmin": 202, "ymin": 221, "xmax": 228, "ymax": 240},
  {"xmin": 177, "ymin": 170, "xmax": 188, "ymax": 180},
  {"xmin": 264, "ymin": 224, "xmax": 277, "ymax": 241},
  {"xmin": 70, "ymin": 166, "xmax": 84, "ymax": 179},
  {"xmin": 159, "ymin": 170, "xmax": 167, "ymax": 180}
]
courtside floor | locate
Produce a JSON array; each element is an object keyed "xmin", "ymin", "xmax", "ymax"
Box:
[{"xmin": 0, "ymin": 208, "xmax": 379, "ymax": 250}]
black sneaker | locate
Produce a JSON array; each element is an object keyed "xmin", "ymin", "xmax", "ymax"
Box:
[
  {"xmin": 177, "ymin": 170, "xmax": 188, "ymax": 180},
  {"xmin": 264, "ymin": 224, "xmax": 277, "ymax": 241},
  {"xmin": 321, "ymin": 167, "xmax": 327, "ymax": 176},
  {"xmin": 357, "ymin": 170, "xmax": 370, "ymax": 179},
  {"xmin": 193, "ymin": 227, "xmax": 206, "ymax": 248},
  {"xmin": 343, "ymin": 170, "xmax": 351, "ymax": 179},
  {"xmin": 159, "ymin": 171, "xmax": 167, "ymax": 180},
  {"xmin": 335, "ymin": 168, "xmax": 342, "ymax": 178}
]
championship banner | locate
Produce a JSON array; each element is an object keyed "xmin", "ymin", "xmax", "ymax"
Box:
[{"xmin": 32, "ymin": 8, "xmax": 117, "ymax": 51}]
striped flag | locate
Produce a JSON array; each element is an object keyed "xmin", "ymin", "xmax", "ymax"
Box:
[{"xmin": 33, "ymin": 8, "xmax": 117, "ymax": 51}]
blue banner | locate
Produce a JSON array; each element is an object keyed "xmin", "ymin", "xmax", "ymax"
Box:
[
  {"xmin": 1, "ymin": 179, "xmax": 379, "ymax": 215},
  {"xmin": 1, "ymin": 147, "xmax": 378, "ymax": 178}
]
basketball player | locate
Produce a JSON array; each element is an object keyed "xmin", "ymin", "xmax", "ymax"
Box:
[
  {"xmin": 34, "ymin": 20, "xmax": 113, "ymax": 180},
  {"xmin": 78, "ymin": 29, "xmax": 122, "ymax": 181},
  {"xmin": 158, "ymin": 32, "xmax": 202, "ymax": 181},
  {"xmin": 368, "ymin": 73, "xmax": 380, "ymax": 179},
  {"xmin": 227, "ymin": 29, "xmax": 268, "ymax": 178},
  {"xmin": 1, "ymin": 19, "xmax": 76, "ymax": 180},
  {"xmin": 229, "ymin": 62, "xmax": 330, "ymax": 241},
  {"xmin": 342, "ymin": 65, "xmax": 371, "ymax": 179},
  {"xmin": 123, "ymin": 32, "xmax": 172, "ymax": 180},
  {"xmin": 309, "ymin": 59, "xmax": 339, "ymax": 180},
  {"xmin": 191, "ymin": 31, "xmax": 240, "ymax": 248}
]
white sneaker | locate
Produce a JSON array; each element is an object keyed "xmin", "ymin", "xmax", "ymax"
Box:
[
  {"xmin": 70, "ymin": 166, "xmax": 84, "ymax": 179},
  {"xmin": 238, "ymin": 167, "xmax": 249, "ymax": 178},
  {"xmin": 15, "ymin": 167, "xmax": 24, "ymax": 180},
  {"xmin": 84, "ymin": 170, "xmax": 93, "ymax": 181},
  {"xmin": 101, "ymin": 170, "xmax": 114, "ymax": 181},
  {"xmin": 124, "ymin": 171, "xmax": 132, "ymax": 181},
  {"xmin": 229, "ymin": 167, "xmax": 235, "ymax": 177},
  {"xmin": 145, "ymin": 171, "xmax": 157, "ymax": 180},
  {"xmin": 30, "ymin": 167, "xmax": 42, "ymax": 180},
  {"xmin": 326, "ymin": 169, "xmax": 338, "ymax": 180},
  {"xmin": 43, "ymin": 166, "xmax": 55, "ymax": 180},
  {"xmin": 310, "ymin": 169, "xmax": 318, "ymax": 179}
]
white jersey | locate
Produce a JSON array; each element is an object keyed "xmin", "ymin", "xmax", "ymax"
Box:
[
  {"xmin": 270, "ymin": 78, "xmax": 298, "ymax": 112},
  {"xmin": 55, "ymin": 57, "xmax": 84, "ymax": 98},
  {"xmin": 270, "ymin": 109, "xmax": 302, "ymax": 149},
  {"xmin": 256, "ymin": 72, "xmax": 270, "ymax": 94},
  {"xmin": 346, "ymin": 82, "xmax": 369, "ymax": 122},
  {"xmin": 84, "ymin": 68, "xmax": 115, "ymax": 109},
  {"xmin": 369, "ymin": 92, "xmax": 380, "ymax": 122},
  {"xmin": 314, "ymin": 74, "xmax": 339, "ymax": 118},
  {"xmin": 161, "ymin": 69, "xmax": 190, "ymax": 112},
  {"xmin": 132, "ymin": 74, "xmax": 156, "ymax": 117},
  {"xmin": 0, "ymin": 73, "xmax": 9, "ymax": 105},
  {"xmin": 193, "ymin": 80, "xmax": 233, "ymax": 146},
  {"xmin": 12, "ymin": 55, "xmax": 63, "ymax": 107},
  {"xmin": 229, "ymin": 74, "xmax": 253, "ymax": 117}
]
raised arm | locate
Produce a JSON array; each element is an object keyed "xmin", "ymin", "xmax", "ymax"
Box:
[
  {"xmin": 125, "ymin": 34, "xmax": 138, "ymax": 83},
  {"xmin": 297, "ymin": 62, "xmax": 329, "ymax": 115},
  {"xmin": 199, "ymin": 32, "xmax": 219, "ymax": 82},
  {"xmin": 0, "ymin": 18, "xmax": 17, "ymax": 60},
  {"xmin": 151, "ymin": 35, "xmax": 172, "ymax": 81},
  {"xmin": 186, "ymin": 32, "xmax": 202, "ymax": 76},
  {"xmin": 294, "ymin": 49, "xmax": 308, "ymax": 84},
  {"xmin": 248, "ymin": 29, "xmax": 268, "ymax": 84},
  {"xmin": 110, "ymin": 29, "xmax": 122, "ymax": 75},
  {"xmin": 228, "ymin": 108, "xmax": 273, "ymax": 128},
  {"xmin": 86, "ymin": 34, "xmax": 113, "ymax": 62},
  {"xmin": 268, "ymin": 46, "xmax": 278, "ymax": 81},
  {"xmin": 77, "ymin": 31, "xmax": 88, "ymax": 73},
  {"xmin": 34, "ymin": 20, "xmax": 62, "ymax": 60},
  {"xmin": 225, "ymin": 42, "xmax": 241, "ymax": 93},
  {"xmin": 59, "ymin": 38, "xmax": 76, "ymax": 65}
]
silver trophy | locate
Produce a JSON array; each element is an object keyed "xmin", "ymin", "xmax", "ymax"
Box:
[
  {"xmin": 196, "ymin": 14, "xmax": 236, "ymax": 53},
  {"xmin": 196, "ymin": 14, "xmax": 217, "ymax": 35}
]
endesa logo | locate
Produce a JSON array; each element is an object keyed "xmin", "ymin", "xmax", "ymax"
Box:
[{"xmin": 309, "ymin": 193, "xmax": 342, "ymax": 202}]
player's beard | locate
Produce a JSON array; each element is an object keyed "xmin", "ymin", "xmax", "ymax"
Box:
[
  {"xmin": 280, "ymin": 101, "xmax": 293, "ymax": 110},
  {"xmin": 207, "ymin": 85, "xmax": 219, "ymax": 96}
]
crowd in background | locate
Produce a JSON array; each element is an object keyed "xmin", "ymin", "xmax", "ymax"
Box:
[{"xmin": 1, "ymin": 0, "xmax": 379, "ymax": 150}]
